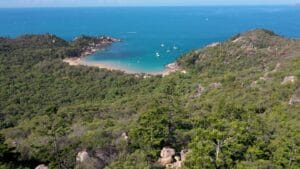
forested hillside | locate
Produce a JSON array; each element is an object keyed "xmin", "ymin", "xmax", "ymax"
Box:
[{"xmin": 0, "ymin": 29, "xmax": 299, "ymax": 169}]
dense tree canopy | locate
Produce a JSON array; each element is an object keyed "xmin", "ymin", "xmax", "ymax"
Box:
[{"xmin": 0, "ymin": 29, "xmax": 299, "ymax": 169}]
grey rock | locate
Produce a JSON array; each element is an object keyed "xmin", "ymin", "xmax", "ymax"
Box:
[
  {"xmin": 158, "ymin": 147, "xmax": 176, "ymax": 166},
  {"xmin": 76, "ymin": 150, "xmax": 90, "ymax": 163},
  {"xmin": 35, "ymin": 164, "xmax": 48, "ymax": 169},
  {"xmin": 282, "ymin": 76, "xmax": 296, "ymax": 85},
  {"xmin": 289, "ymin": 89, "xmax": 300, "ymax": 105}
]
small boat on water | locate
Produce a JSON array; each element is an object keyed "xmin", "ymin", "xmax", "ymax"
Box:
[
  {"xmin": 161, "ymin": 44, "xmax": 165, "ymax": 47},
  {"xmin": 173, "ymin": 46, "xmax": 178, "ymax": 50},
  {"xmin": 166, "ymin": 50, "xmax": 171, "ymax": 53},
  {"xmin": 156, "ymin": 52, "xmax": 160, "ymax": 57}
]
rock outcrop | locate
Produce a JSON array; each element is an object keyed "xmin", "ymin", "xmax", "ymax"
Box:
[
  {"xmin": 210, "ymin": 82, "xmax": 222, "ymax": 89},
  {"xmin": 71, "ymin": 35, "xmax": 121, "ymax": 58},
  {"xmin": 76, "ymin": 150, "xmax": 90, "ymax": 163},
  {"xmin": 167, "ymin": 156, "xmax": 182, "ymax": 169},
  {"xmin": 163, "ymin": 62, "xmax": 182, "ymax": 76},
  {"xmin": 121, "ymin": 132, "xmax": 129, "ymax": 141},
  {"xmin": 282, "ymin": 76, "xmax": 296, "ymax": 85},
  {"xmin": 158, "ymin": 147, "xmax": 176, "ymax": 166},
  {"xmin": 35, "ymin": 164, "xmax": 48, "ymax": 169},
  {"xmin": 76, "ymin": 150, "xmax": 106, "ymax": 169},
  {"xmin": 289, "ymin": 88, "xmax": 300, "ymax": 105},
  {"xmin": 206, "ymin": 42, "xmax": 220, "ymax": 48},
  {"xmin": 158, "ymin": 148, "xmax": 191, "ymax": 169}
]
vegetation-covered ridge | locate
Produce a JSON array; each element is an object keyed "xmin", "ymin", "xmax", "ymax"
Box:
[
  {"xmin": 0, "ymin": 29, "xmax": 299, "ymax": 169},
  {"xmin": 0, "ymin": 33, "xmax": 120, "ymax": 58}
]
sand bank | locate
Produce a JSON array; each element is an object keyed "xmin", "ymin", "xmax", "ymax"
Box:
[{"xmin": 63, "ymin": 57, "xmax": 183, "ymax": 76}]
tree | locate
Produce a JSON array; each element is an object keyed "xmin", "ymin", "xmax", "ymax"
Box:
[
  {"xmin": 184, "ymin": 105, "xmax": 266, "ymax": 169},
  {"xmin": 129, "ymin": 107, "xmax": 170, "ymax": 158}
]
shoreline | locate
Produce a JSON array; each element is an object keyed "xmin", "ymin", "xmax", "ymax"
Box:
[
  {"xmin": 63, "ymin": 35, "xmax": 183, "ymax": 76},
  {"xmin": 63, "ymin": 57, "xmax": 183, "ymax": 76},
  {"xmin": 76, "ymin": 36, "xmax": 121, "ymax": 58}
]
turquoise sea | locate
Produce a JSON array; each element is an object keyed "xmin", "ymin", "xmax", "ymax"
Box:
[{"xmin": 0, "ymin": 6, "xmax": 300, "ymax": 73}]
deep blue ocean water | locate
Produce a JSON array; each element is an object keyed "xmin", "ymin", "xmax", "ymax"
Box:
[{"xmin": 0, "ymin": 6, "xmax": 300, "ymax": 73}]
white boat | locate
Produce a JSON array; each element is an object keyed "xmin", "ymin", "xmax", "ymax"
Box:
[
  {"xmin": 166, "ymin": 50, "xmax": 171, "ymax": 53},
  {"xmin": 173, "ymin": 46, "xmax": 178, "ymax": 50},
  {"xmin": 156, "ymin": 52, "xmax": 160, "ymax": 57},
  {"xmin": 161, "ymin": 44, "xmax": 165, "ymax": 47}
]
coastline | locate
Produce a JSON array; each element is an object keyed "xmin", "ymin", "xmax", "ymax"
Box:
[
  {"xmin": 63, "ymin": 57, "xmax": 183, "ymax": 76},
  {"xmin": 63, "ymin": 35, "xmax": 183, "ymax": 76},
  {"xmin": 63, "ymin": 57, "xmax": 138, "ymax": 74}
]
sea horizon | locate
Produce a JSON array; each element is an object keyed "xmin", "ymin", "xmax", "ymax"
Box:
[{"xmin": 0, "ymin": 4, "xmax": 298, "ymax": 8}]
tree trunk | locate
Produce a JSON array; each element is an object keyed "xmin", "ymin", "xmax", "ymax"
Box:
[{"xmin": 216, "ymin": 140, "xmax": 221, "ymax": 162}]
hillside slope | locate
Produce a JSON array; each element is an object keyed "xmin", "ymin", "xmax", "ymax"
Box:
[{"xmin": 0, "ymin": 29, "xmax": 299, "ymax": 169}]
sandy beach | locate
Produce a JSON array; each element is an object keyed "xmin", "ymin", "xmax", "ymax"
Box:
[
  {"xmin": 63, "ymin": 57, "xmax": 183, "ymax": 76},
  {"xmin": 63, "ymin": 57, "xmax": 124, "ymax": 72},
  {"xmin": 62, "ymin": 34, "xmax": 184, "ymax": 76}
]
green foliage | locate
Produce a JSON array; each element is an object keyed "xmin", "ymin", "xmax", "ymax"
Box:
[
  {"xmin": 185, "ymin": 105, "xmax": 264, "ymax": 168},
  {"xmin": 129, "ymin": 107, "xmax": 170, "ymax": 157},
  {"xmin": 0, "ymin": 134, "xmax": 9, "ymax": 159},
  {"xmin": 0, "ymin": 29, "xmax": 300, "ymax": 168},
  {"xmin": 106, "ymin": 150, "xmax": 151, "ymax": 169}
]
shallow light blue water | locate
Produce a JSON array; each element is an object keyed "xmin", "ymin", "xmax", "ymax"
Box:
[{"xmin": 0, "ymin": 6, "xmax": 300, "ymax": 73}]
